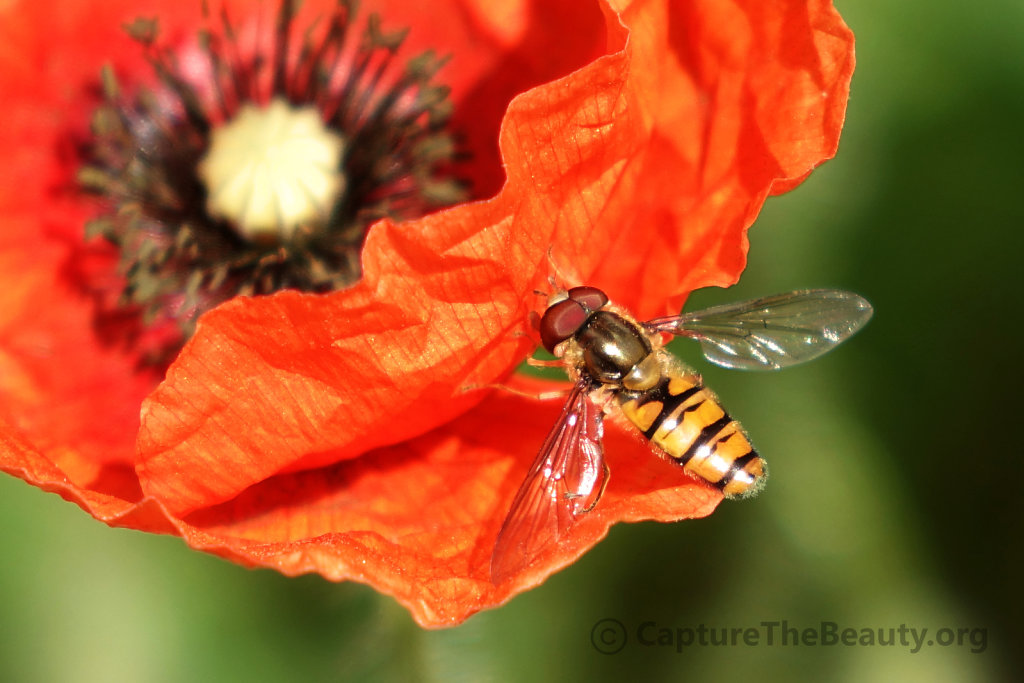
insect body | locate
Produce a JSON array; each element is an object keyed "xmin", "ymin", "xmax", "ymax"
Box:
[
  {"xmin": 490, "ymin": 286, "xmax": 873, "ymax": 583},
  {"xmin": 617, "ymin": 365, "xmax": 764, "ymax": 499}
]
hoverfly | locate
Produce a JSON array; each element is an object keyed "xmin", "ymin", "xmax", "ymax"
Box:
[{"xmin": 490, "ymin": 286, "xmax": 873, "ymax": 584}]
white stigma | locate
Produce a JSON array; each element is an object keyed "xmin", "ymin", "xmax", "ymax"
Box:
[{"xmin": 199, "ymin": 97, "xmax": 346, "ymax": 242}]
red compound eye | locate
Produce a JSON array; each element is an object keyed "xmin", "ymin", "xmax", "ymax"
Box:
[
  {"xmin": 539, "ymin": 299, "xmax": 589, "ymax": 353},
  {"xmin": 567, "ymin": 286, "xmax": 608, "ymax": 311}
]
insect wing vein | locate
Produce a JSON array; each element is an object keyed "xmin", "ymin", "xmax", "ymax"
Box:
[
  {"xmin": 643, "ymin": 289, "xmax": 873, "ymax": 371},
  {"xmin": 490, "ymin": 380, "xmax": 606, "ymax": 584}
]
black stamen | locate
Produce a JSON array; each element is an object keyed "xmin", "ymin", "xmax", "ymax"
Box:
[{"xmin": 78, "ymin": 0, "xmax": 467, "ymax": 364}]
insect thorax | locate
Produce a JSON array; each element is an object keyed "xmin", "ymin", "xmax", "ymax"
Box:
[{"xmin": 564, "ymin": 310, "xmax": 660, "ymax": 391}]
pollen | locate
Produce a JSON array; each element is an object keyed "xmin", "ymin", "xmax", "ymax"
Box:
[{"xmin": 199, "ymin": 98, "xmax": 346, "ymax": 243}]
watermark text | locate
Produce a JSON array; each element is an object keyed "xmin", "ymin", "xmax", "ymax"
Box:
[{"xmin": 590, "ymin": 619, "xmax": 988, "ymax": 655}]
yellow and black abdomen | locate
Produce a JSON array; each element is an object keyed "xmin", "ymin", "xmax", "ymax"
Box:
[{"xmin": 617, "ymin": 370, "xmax": 767, "ymax": 498}]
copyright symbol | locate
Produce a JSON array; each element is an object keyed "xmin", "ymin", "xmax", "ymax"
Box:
[{"xmin": 591, "ymin": 618, "xmax": 627, "ymax": 654}]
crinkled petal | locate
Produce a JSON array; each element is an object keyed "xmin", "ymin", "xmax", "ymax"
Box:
[
  {"xmin": 138, "ymin": 0, "xmax": 853, "ymax": 516},
  {"xmin": 0, "ymin": 0, "xmax": 854, "ymax": 626},
  {"xmin": 3, "ymin": 378, "xmax": 719, "ymax": 627},
  {"xmin": 589, "ymin": 0, "xmax": 855, "ymax": 316}
]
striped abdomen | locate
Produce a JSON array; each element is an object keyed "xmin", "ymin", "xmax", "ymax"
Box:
[{"xmin": 617, "ymin": 370, "xmax": 766, "ymax": 498}]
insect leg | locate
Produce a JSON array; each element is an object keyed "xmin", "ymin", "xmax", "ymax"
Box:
[
  {"xmin": 544, "ymin": 246, "xmax": 583, "ymax": 290},
  {"xmin": 458, "ymin": 382, "xmax": 570, "ymax": 402},
  {"xmin": 525, "ymin": 357, "xmax": 563, "ymax": 368},
  {"xmin": 580, "ymin": 461, "xmax": 610, "ymax": 513}
]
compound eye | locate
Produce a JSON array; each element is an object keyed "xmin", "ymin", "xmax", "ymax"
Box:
[
  {"xmin": 567, "ymin": 286, "xmax": 608, "ymax": 312},
  {"xmin": 540, "ymin": 299, "xmax": 589, "ymax": 353}
]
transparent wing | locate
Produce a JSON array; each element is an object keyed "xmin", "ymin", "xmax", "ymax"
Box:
[
  {"xmin": 490, "ymin": 380, "xmax": 607, "ymax": 585},
  {"xmin": 644, "ymin": 289, "xmax": 873, "ymax": 371}
]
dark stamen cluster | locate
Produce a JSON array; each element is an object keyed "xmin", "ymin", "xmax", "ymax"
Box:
[{"xmin": 79, "ymin": 0, "xmax": 465, "ymax": 348}]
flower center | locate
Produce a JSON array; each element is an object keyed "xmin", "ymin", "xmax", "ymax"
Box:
[
  {"xmin": 199, "ymin": 98, "xmax": 346, "ymax": 244},
  {"xmin": 78, "ymin": 0, "xmax": 466, "ymax": 361}
]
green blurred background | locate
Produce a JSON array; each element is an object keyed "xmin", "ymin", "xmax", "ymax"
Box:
[{"xmin": 1, "ymin": 0, "xmax": 1020, "ymax": 680}]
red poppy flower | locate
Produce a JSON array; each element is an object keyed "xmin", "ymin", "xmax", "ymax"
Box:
[{"xmin": 0, "ymin": 0, "xmax": 854, "ymax": 626}]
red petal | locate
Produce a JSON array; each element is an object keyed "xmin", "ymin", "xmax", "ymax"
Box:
[
  {"xmin": 0, "ymin": 211, "xmax": 160, "ymax": 472},
  {"xmin": 0, "ymin": 0, "xmax": 228, "ymax": 474},
  {"xmin": 583, "ymin": 0, "xmax": 856, "ymax": 317},
  {"xmin": 0, "ymin": 0, "xmax": 854, "ymax": 626},
  {"xmin": 139, "ymin": 0, "xmax": 853, "ymax": 515},
  {"xmin": 5, "ymin": 378, "xmax": 719, "ymax": 627}
]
